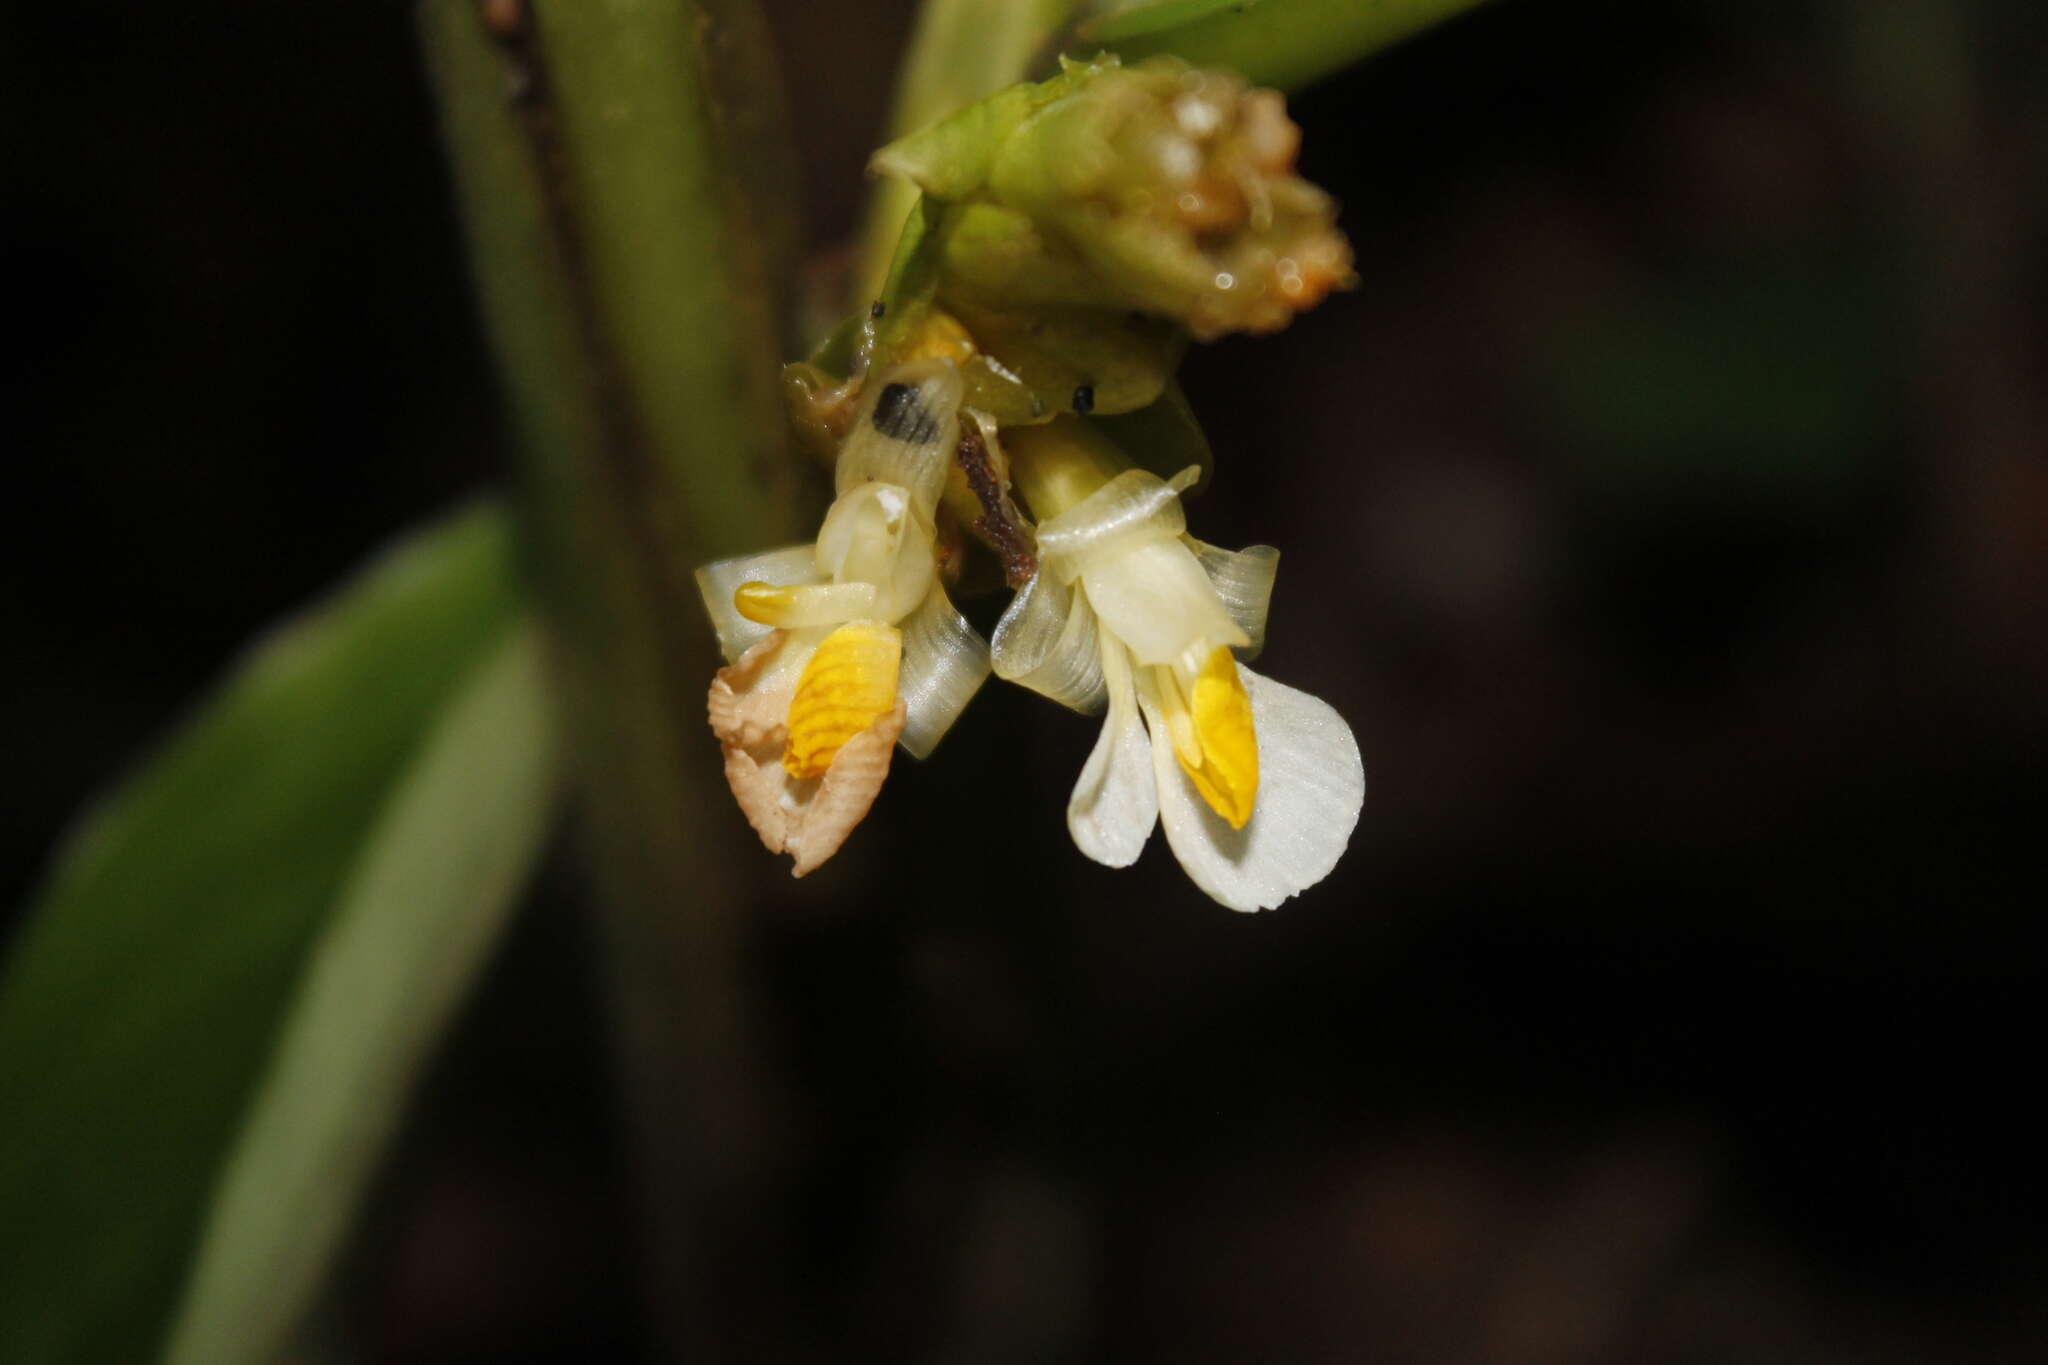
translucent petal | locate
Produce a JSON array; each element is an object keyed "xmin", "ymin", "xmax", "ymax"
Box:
[
  {"xmin": 1034, "ymin": 466, "xmax": 1198, "ymax": 581},
  {"xmin": 1079, "ymin": 537, "xmax": 1246, "ymax": 668},
  {"xmin": 895, "ymin": 585, "xmax": 991, "ymax": 759},
  {"xmin": 1066, "ymin": 631, "xmax": 1157, "ymax": 867},
  {"xmin": 989, "ymin": 572, "xmax": 1106, "ymax": 714},
  {"xmin": 1189, "ymin": 538, "xmax": 1279, "ymax": 659},
  {"xmin": 695, "ymin": 545, "xmax": 820, "ymax": 662},
  {"xmin": 836, "ymin": 359, "xmax": 964, "ymax": 515},
  {"xmin": 1146, "ymin": 664, "xmax": 1363, "ymax": 913}
]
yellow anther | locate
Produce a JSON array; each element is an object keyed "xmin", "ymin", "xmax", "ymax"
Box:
[
  {"xmin": 783, "ymin": 621, "xmax": 902, "ymax": 778},
  {"xmin": 1177, "ymin": 645, "xmax": 1259, "ymax": 828},
  {"xmin": 734, "ymin": 581, "xmax": 799, "ymax": 626},
  {"xmin": 735, "ymin": 579, "xmax": 880, "ymax": 629}
]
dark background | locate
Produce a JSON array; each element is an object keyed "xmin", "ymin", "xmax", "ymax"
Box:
[{"xmin": 5, "ymin": 0, "xmax": 2046, "ymax": 1360}]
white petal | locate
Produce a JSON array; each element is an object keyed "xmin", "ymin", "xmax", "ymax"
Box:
[
  {"xmin": 1189, "ymin": 538, "xmax": 1279, "ymax": 660},
  {"xmin": 895, "ymin": 585, "xmax": 991, "ymax": 759},
  {"xmin": 1066, "ymin": 631, "xmax": 1157, "ymax": 866},
  {"xmin": 989, "ymin": 572, "xmax": 1106, "ymax": 714},
  {"xmin": 1146, "ymin": 665, "xmax": 1364, "ymax": 913},
  {"xmin": 694, "ymin": 545, "xmax": 820, "ymax": 662}
]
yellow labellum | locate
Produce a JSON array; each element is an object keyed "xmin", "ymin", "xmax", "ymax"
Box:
[
  {"xmin": 1177, "ymin": 645, "xmax": 1259, "ymax": 829},
  {"xmin": 784, "ymin": 621, "xmax": 902, "ymax": 778}
]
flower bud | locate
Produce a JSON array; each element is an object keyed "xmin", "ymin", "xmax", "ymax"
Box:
[{"xmin": 874, "ymin": 55, "xmax": 1353, "ymax": 340}]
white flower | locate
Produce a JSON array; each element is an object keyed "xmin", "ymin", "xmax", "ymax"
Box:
[
  {"xmin": 991, "ymin": 466, "xmax": 1363, "ymax": 911},
  {"xmin": 697, "ymin": 360, "xmax": 989, "ymax": 874}
]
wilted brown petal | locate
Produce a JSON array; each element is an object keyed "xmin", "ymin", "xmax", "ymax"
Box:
[{"xmin": 706, "ymin": 631, "xmax": 907, "ymax": 877}]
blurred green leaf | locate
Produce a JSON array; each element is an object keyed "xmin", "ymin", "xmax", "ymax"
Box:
[
  {"xmin": 1078, "ymin": 0, "xmax": 1497, "ymax": 92},
  {"xmin": 1075, "ymin": 0, "xmax": 1250, "ymax": 46},
  {"xmin": 0, "ymin": 502, "xmax": 530, "ymax": 1365},
  {"xmin": 161, "ymin": 620, "xmax": 559, "ymax": 1365}
]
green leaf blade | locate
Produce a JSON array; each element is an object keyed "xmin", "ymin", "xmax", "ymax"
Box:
[
  {"xmin": 161, "ymin": 619, "xmax": 560, "ymax": 1365},
  {"xmin": 0, "ymin": 502, "xmax": 524, "ymax": 1365}
]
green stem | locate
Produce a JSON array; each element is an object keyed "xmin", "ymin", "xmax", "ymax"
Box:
[
  {"xmin": 419, "ymin": 2, "xmax": 806, "ymax": 1359},
  {"xmin": 1005, "ymin": 415, "xmax": 1134, "ymax": 518}
]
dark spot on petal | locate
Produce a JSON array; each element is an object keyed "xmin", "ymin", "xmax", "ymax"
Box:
[
  {"xmin": 871, "ymin": 381, "xmax": 940, "ymax": 444},
  {"xmin": 1072, "ymin": 384, "xmax": 1095, "ymax": 415}
]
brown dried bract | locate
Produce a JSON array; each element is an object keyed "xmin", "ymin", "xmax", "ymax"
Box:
[
  {"xmin": 707, "ymin": 631, "xmax": 906, "ymax": 877},
  {"xmin": 955, "ymin": 412, "xmax": 1038, "ymax": 588}
]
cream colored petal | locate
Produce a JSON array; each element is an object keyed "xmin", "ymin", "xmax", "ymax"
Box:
[
  {"xmin": 1066, "ymin": 629, "xmax": 1157, "ymax": 867},
  {"xmin": 836, "ymin": 360, "xmax": 963, "ymax": 517},
  {"xmin": 990, "ymin": 571, "xmax": 1106, "ymax": 714},
  {"xmin": 813, "ymin": 482, "xmax": 939, "ymax": 622},
  {"xmin": 1146, "ymin": 664, "xmax": 1363, "ymax": 912},
  {"xmin": 1035, "ymin": 466, "xmax": 1196, "ymax": 580},
  {"xmin": 696, "ymin": 546, "xmax": 820, "ymax": 662},
  {"xmin": 896, "ymin": 586, "xmax": 991, "ymax": 759},
  {"xmin": 784, "ymin": 701, "xmax": 907, "ymax": 876},
  {"xmin": 1078, "ymin": 535, "xmax": 1246, "ymax": 667},
  {"xmin": 1188, "ymin": 538, "xmax": 1279, "ymax": 660}
]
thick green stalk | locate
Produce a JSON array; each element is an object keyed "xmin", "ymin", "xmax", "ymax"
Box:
[{"xmin": 420, "ymin": 2, "xmax": 804, "ymax": 1359}]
